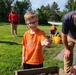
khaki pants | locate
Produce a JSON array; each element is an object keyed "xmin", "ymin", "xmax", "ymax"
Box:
[{"xmin": 64, "ymin": 36, "xmax": 76, "ymax": 73}]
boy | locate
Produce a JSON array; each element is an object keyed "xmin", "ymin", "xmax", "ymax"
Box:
[{"xmin": 22, "ymin": 11, "xmax": 52, "ymax": 69}]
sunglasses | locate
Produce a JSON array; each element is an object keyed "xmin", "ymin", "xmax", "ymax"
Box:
[{"xmin": 26, "ymin": 21, "xmax": 38, "ymax": 26}]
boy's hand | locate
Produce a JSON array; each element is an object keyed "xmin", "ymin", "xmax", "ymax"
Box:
[
  {"xmin": 21, "ymin": 57, "xmax": 25, "ymax": 67},
  {"xmin": 41, "ymin": 36, "xmax": 52, "ymax": 47},
  {"xmin": 21, "ymin": 61, "xmax": 24, "ymax": 67},
  {"xmin": 44, "ymin": 38, "xmax": 52, "ymax": 46},
  {"xmin": 46, "ymin": 35, "xmax": 53, "ymax": 44}
]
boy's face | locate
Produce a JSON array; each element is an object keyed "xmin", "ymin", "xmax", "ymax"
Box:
[{"xmin": 26, "ymin": 17, "xmax": 38, "ymax": 31}]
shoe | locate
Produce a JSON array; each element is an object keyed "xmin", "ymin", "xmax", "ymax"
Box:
[
  {"xmin": 12, "ymin": 35, "xmax": 15, "ymax": 37},
  {"xmin": 15, "ymin": 35, "xmax": 18, "ymax": 37}
]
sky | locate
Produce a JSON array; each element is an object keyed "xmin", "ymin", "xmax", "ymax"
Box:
[
  {"xmin": 19, "ymin": 0, "xmax": 68, "ymax": 11},
  {"xmin": 30, "ymin": 0, "xmax": 68, "ymax": 11}
]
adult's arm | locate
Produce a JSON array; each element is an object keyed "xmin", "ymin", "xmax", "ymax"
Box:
[{"xmin": 62, "ymin": 33, "xmax": 71, "ymax": 59}]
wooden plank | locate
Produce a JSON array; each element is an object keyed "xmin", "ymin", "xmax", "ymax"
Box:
[{"xmin": 14, "ymin": 66, "xmax": 67, "ymax": 75}]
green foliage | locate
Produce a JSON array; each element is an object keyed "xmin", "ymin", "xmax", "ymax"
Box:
[
  {"xmin": 0, "ymin": 0, "xmax": 31, "ymax": 22},
  {"xmin": 37, "ymin": 8, "xmax": 49, "ymax": 24},
  {"xmin": 65, "ymin": 0, "xmax": 74, "ymax": 12},
  {"xmin": 47, "ymin": 1, "xmax": 61, "ymax": 21},
  {"xmin": 72, "ymin": 1, "xmax": 76, "ymax": 10},
  {"xmin": 51, "ymin": 1, "xmax": 60, "ymax": 13},
  {"xmin": 14, "ymin": 0, "xmax": 31, "ymax": 23},
  {"xmin": 0, "ymin": 23, "xmax": 64, "ymax": 75},
  {"xmin": 36, "ymin": 2, "xmax": 61, "ymax": 24},
  {"xmin": 0, "ymin": 0, "xmax": 14, "ymax": 22},
  {"xmin": 1, "ymin": 0, "xmax": 76, "ymax": 23},
  {"xmin": 43, "ymin": 43, "xmax": 64, "ymax": 69}
]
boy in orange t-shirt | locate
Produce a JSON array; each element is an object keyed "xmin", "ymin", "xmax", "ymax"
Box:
[{"xmin": 22, "ymin": 11, "xmax": 52, "ymax": 69}]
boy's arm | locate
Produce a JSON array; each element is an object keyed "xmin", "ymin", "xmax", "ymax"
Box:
[
  {"xmin": 21, "ymin": 45, "xmax": 25, "ymax": 66},
  {"xmin": 41, "ymin": 38, "xmax": 52, "ymax": 47}
]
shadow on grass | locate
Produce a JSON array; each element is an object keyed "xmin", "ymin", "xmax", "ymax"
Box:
[
  {"xmin": 18, "ymin": 35, "xmax": 23, "ymax": 37},
  {"xmin": 0, "ymin": 41, "xmax": 21, "ymax": 45}
]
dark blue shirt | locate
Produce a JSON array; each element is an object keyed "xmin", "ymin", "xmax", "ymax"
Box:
[{"xmin": 62, "ymin": 11, "xmax": 76, "ymax": 39}]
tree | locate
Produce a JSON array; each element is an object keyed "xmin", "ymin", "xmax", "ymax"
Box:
[
  {"xmin": 14, "ymin": 0, "xmax": 31, "ymax": 23},
  {"xmin": 65, "ymin": 0, "xmax": 74, "ymax": 12},
  {"xmin": 72, "ymin": 1, "xmax": 76, "ymax": 10},
  {"xmin": 0, "ymin": 0, "xmax": 32, "ymax": 22},
  {"xmin": 0, "ymin": 0, "xmax": 14, "ymax": 22},
  {"xmin": 51, "ymin": 2, "xmax": 60, "ymax": 13},
  {"xmin": 36, "ymin": 5, "xmax": 50, "ymax": 24},
  {"xmin": 49, "ymin": 2, "xmax": 60, "ymax": 21},
  {"xmin": 36, "ymin": 2, "xmax": 61, "ymax": 24}
]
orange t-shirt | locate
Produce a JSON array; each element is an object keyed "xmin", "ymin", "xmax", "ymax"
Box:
[{"xmin": 22, "ymin": 29, "xmax": 46, "ymax": 65}]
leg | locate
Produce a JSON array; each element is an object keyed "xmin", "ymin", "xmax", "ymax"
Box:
[
  {"xmin": 64, "ymin": 36, "xmax": 75, "ymax": 73},
  {"xmin": 14, "ymin": 24, "xmax": 18, "ymax": 36},
  {"xmin": 11, "ymin": 23, "xmax": 15, "ymax": 37}
]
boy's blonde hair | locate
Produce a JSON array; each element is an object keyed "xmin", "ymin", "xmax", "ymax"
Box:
[{"xmin": 24, "ymin": 11, "xmax": 38, "ymax": 22}]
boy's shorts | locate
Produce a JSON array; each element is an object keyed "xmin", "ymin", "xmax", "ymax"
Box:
[{"xmin": 23, "ymin": 63, "xmax": 43, "ymax": 69}]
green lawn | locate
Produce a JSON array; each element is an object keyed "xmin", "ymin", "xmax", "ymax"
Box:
[{"xmin": 0, "ymin": 23, "xmax": 64, "ymax": 75}]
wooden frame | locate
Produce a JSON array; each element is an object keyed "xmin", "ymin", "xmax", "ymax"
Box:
[{"xmin": 14, "ymin": 66, "xmax": 67, "ymax": 75}]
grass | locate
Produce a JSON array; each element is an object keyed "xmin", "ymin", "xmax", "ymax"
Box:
[{"xmin": 0, "ymin": 23, "xmax": 64, "ymax": 75}]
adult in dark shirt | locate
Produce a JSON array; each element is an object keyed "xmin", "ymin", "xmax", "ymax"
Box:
[{"xmin": 62, "ymin": 11, "xmax": 76, "ymax": 73}]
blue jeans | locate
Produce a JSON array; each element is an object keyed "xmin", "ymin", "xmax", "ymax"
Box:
[{"xmin": 23, "ymin": 63, "xmax": 43, "ymax": 69}]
